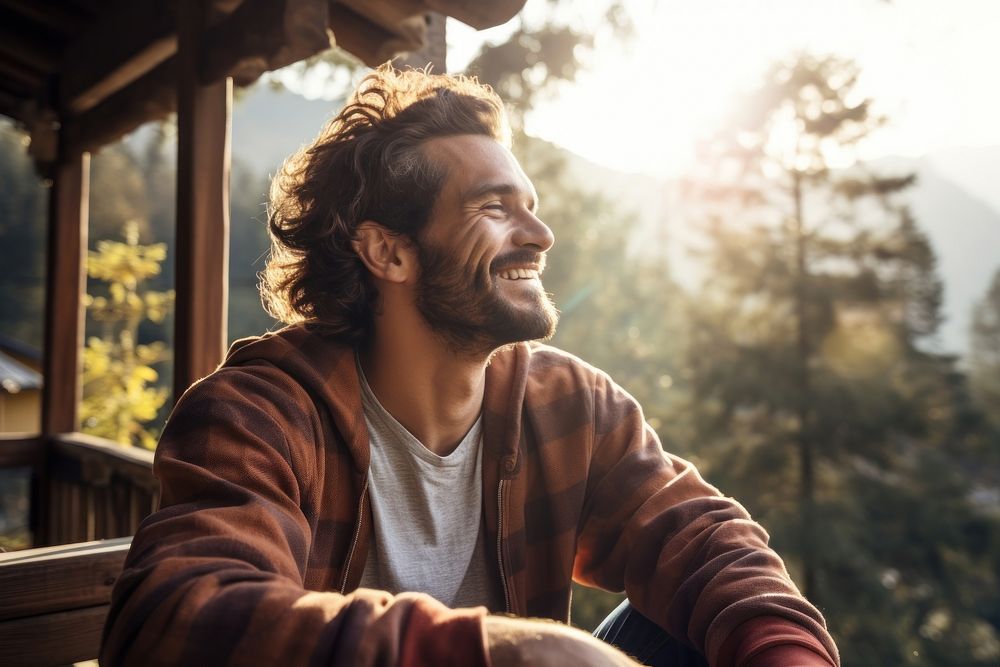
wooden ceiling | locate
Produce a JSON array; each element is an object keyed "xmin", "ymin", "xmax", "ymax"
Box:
[{"xmin": 0, "ymin": 0, "xmax": 525, "ymax": 157}]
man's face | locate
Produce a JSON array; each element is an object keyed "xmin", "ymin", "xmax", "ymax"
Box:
[{"xmin": 413, "ymin": 134, "xmax": 558, "ymax": 355}]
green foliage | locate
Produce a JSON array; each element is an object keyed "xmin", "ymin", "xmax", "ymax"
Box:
[
  {"xmin": 467, "ymin": 0, "xmax": 633, "ymax": 123},
  {"xmin": 679, "ymin": 54, "xmax": 1000, "ymax": 665},
  {"xmin": 970, "ymin": 269, "xmax": 1000, "ymax": 428},
  {"xmin": 81, "ymin": 222, "xmax": 174, "ymax": 449},
  {"xmin": 0, "ymin": 120, "xmax": 46, "ymax": 345}
]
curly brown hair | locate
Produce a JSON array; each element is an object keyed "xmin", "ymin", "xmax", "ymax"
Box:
[{"xmin": 260, "ymin": 64, "xmax": 510, "ymax": 343}]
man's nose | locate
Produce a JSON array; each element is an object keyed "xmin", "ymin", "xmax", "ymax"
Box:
[{"xmin": 513, "ymin": 211, "xmax": 555, "ymax": 253}]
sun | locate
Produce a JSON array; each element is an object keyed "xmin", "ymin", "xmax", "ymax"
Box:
[
  {"xmin": 521, "ymin": 2, "xmax": 780, "ymax": 178},
  {"xmin": 512, "ymin": 0, "xmax": 983, "ymax": 178}
]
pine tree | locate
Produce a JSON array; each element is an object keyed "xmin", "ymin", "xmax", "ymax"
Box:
[
  {"xmin": 970, "ymin": 268, "xmax": 1000, "ymax": 428},
  {"xmin": 678, "ymin": 54, "xmax": 998, "ymax": 665}
]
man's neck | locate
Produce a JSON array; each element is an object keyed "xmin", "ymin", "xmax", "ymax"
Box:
[{"xmin": 359, "ymin": 320, "xmax": 489, "ymax": 457}]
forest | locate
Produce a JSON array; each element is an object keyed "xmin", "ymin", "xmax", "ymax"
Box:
[{"xmin": 1, "ymin": 5, "xmax": 998, "ymax": 666}]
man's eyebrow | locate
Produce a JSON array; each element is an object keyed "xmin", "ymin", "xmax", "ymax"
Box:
[{"xmin": 461, "ymin": 182, "xmax": 539, "ymax": 212}]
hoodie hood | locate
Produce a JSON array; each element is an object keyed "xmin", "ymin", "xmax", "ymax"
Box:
[{"xmin": 222, "ymin": 325, "xmax": 371, "ymax": 471}]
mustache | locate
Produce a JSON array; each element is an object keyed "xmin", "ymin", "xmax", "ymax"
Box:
[{"xmin": 490, "ymin": 250, "xmax": 547, "ymax": 275}]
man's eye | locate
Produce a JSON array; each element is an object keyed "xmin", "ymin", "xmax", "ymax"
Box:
[{"xmin": 482, "ymin": 203, "xmax": 505, "ymax": 212}]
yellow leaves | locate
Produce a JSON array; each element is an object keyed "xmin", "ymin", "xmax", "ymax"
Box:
[
  {"xmin": 144, "ymin": 291, "xmax": 175, "ymax": 323},
  {"xmin": 81, "ymin": 339, "xmax": 170, "ymax": 449},
  {"xmin": 136, "ymin": 342, "xmax": 167, "ymax": 364},
  {"xmin": 87, "ymin": 219, "xmax": 167, "ymax": 287},
  {"xmin": 81, "ymin": 223, "xmax": 172, "ymax": 450}
]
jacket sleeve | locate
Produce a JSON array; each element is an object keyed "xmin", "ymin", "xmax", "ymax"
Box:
[
  {"xmin": 572, "ymin": 371, "xmax": 839, "ymax": 667},
  {"xmin": 100, "ymin": 368, "xmax": 488, "ymax": 667}
]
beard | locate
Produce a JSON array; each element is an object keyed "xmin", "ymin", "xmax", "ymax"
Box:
[{"xmin": 414, "ymin": 241, "xmax": 559, "ymax": 357}]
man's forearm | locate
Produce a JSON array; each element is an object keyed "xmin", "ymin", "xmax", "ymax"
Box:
[{"xmin": 485, "ymin": 615, "xmax": 640, "ymax": 667}]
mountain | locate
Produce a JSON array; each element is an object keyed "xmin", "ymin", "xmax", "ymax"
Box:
[
  {"xmin": 925, "ymin": 146, "xmax": 1000, "ymax": 215},
  {"xmin": 227, "ymin": 87, "xmax": 1000, "ymax": 357},
  {"xmin": 231, "ymin": 85, "xmax": 345, "ymax": 176},
  {"xmin": 899, "ymin": 153, "xmax": 1000, "ymax": 355}
]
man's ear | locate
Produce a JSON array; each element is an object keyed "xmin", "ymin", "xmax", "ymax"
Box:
[{"xmin": 351, "ymin": 222, "xmax": 415, "ymax": 284}]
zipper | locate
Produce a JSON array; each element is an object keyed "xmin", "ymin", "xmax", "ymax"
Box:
[
  {"xmin": 496, "ymin": 478, "xmax": 511, "ymax": 613},
  {"xmin": 340, "ymin": 476, "xmax": 369, "ymax": 593}
]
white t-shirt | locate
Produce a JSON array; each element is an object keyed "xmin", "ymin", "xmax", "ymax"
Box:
[{"xmin": 356, "ymin": 359, "xmax": 503, "ymax": 609}]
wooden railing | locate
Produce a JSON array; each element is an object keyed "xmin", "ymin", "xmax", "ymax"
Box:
[
  {"xmin": 0, "ymin": 432, "xmax": 157, "ymax": 547},
  {"xmin": 0, "ymin": 433, "xmax": 156, "ymax": 665},
  {"xmin": 0, "ymin": 537, "xmax": 131, "ymax": 666},
  {"xmin": 44, "ymin": 433, "xmax": 158, "ymax": 545}
]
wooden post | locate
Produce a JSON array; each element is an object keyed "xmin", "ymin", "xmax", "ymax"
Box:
[
  {"xmin": 395, "ymin": 12, "xmax": 447, "ymax": 72},
  {"xmin": 173, "ymin": 0, "xmax": 232, "ymax": 401},
  {"xmin": 41, "ymin": 152, "xmax": 89, "ymax": 435},
  {"xmin": 39, "ymin": 149, "xmax": 89, "ymax": 546}
]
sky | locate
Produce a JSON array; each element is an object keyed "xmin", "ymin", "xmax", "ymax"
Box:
[{"xmin": 447, "ymin": 0, "xmax": 1000, "ymax": 178}]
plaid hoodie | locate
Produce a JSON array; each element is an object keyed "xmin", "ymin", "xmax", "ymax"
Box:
[{"xmin": 101, "ymin": 325, "xmax": 839, "ymax": 666}]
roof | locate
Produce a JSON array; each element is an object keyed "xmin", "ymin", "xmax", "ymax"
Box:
[
  {"xmin": 0, "ymin": 349, "xmax": 42, "ymax": 393},
  {"xmin": 0, "ymin": 0, "xmax": 525, "ymax": 158},
  {"xmin": 0, "ymin": 334, "xmax": 41, "ymax": 364}
]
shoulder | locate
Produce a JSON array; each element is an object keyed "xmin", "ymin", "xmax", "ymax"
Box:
[
  {"xmin": 168, "ymin": 325, "xmax": 354, "ymax": 451},
  {"xmin": 491, "ymin": 342, "xmax": 633, "ymax": 413},
  {"xmin": 518, "ymin": 343, "xmax": 644, "ymax": 425},
  {"xmin": 521, "ymin": 342, "xmax": 607, "ymax": 382},
  {"xmin": 184, "ymin": 324, "xmax": 356, "ymax": 414},
  {"xmin": 520, "ymin": 342, "xmax": 620, "ymax": 393}
]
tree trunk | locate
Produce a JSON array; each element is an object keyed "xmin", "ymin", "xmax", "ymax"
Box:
[{"xmin": 792, "ymin": 168, "xmax": 817, "ymax": 600}]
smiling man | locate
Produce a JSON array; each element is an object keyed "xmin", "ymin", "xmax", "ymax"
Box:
[{"xmin": 101, "ymin": 66, "xmax": 839, "ymax": 667}]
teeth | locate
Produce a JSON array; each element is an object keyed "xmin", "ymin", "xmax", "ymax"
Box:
[{"xmin": 499, "ymin": 269, "xmax": 539, "ymax": 280}]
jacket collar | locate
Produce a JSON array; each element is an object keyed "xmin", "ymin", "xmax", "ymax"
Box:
[{"xmin": 223, "ymin": 325, "xmax": 531, "ymax": 474}]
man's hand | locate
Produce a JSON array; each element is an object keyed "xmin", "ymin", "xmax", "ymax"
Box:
[{"xmin": 485, "ymin": 615, "xmax": 641, "ymax": 667}]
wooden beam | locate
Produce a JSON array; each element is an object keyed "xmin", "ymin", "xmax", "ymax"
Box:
[
  {"xmin": 394, "ymin": 12, "xmax": 447, "ymax": 72},
  {"xmin": 0, "ymin": 51, "xmax": 45, "ymax": 90},
  {"xmin": 0, "ymin": 435, "xmax": 43, "ymax": 469},
  {"xmin": 424, "ymin": 0, "xmax": 525, "ymax": 30},
  {"xmin": 173, "ymin": 0, "xmax": 231, "ymax": 400},
  {"xmin": 64, "ymin": 0, "xmax": 103, "ymax": 14},
  {"xmin": 0, "ymin": 537, "xmax": 130, "ymax": 621},
  {"xmin": 50, "ymin": 432, "xmax": 155, "ymax": 492},
  {"xmin": 58, "ymin": 0, "xmax": 503, "ymax": 154},
  {"xmin": 328, "ymin": 2, "xmax": 419, "ymax": 68},
  {"xmin": 65, "ymin": 58, "xmax": 177, "ymax": 156},
  {"xmin": 0, "ymin": 604, "xmax": 109, "ymax": 666},
  {"xmin": 0, "ymin": 0, "xmax": 85, "ymax": 36},
  {"xmin": 65, "ymin": 39, "xmax": 176, "ymax": 116},
  {"xmin": 0, "ymin": 23, "xmax": 59, "ymax": 73},
  {"xmin": 41, "ymin": 152, "xmax": 88, "ymax": 435},
  {"xmin": 201, "ymin": 0, "xmax": 332, "ymax": 86},
  {"xmin": 58, "ymin": 0, "xmax": 177, "ymax": 114},
  {"xmin": 341, "ymin": 0, "xmax": 428, "ymax": 45},
  {"xmin": 64, "ymin": 0, "xmax": 331, "ymax": 154}
]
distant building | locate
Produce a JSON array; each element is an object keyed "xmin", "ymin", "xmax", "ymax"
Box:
[{"xmin": 0, "ymin": 336, "xmax": 41, "ymax": 433}]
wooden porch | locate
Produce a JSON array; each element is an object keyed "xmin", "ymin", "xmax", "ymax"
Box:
[
  {"xmin": 0, "ymin": 434, "xmax": 151, "ymax": 665},
  {"xmin": 0, "ymin": 1, "xmax": 525, "ymax": 663}
]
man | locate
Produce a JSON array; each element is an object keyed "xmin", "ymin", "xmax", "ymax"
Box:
[{"xmin": 101, "ymin": 66, "xmax": 839, "ymax": 666}]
